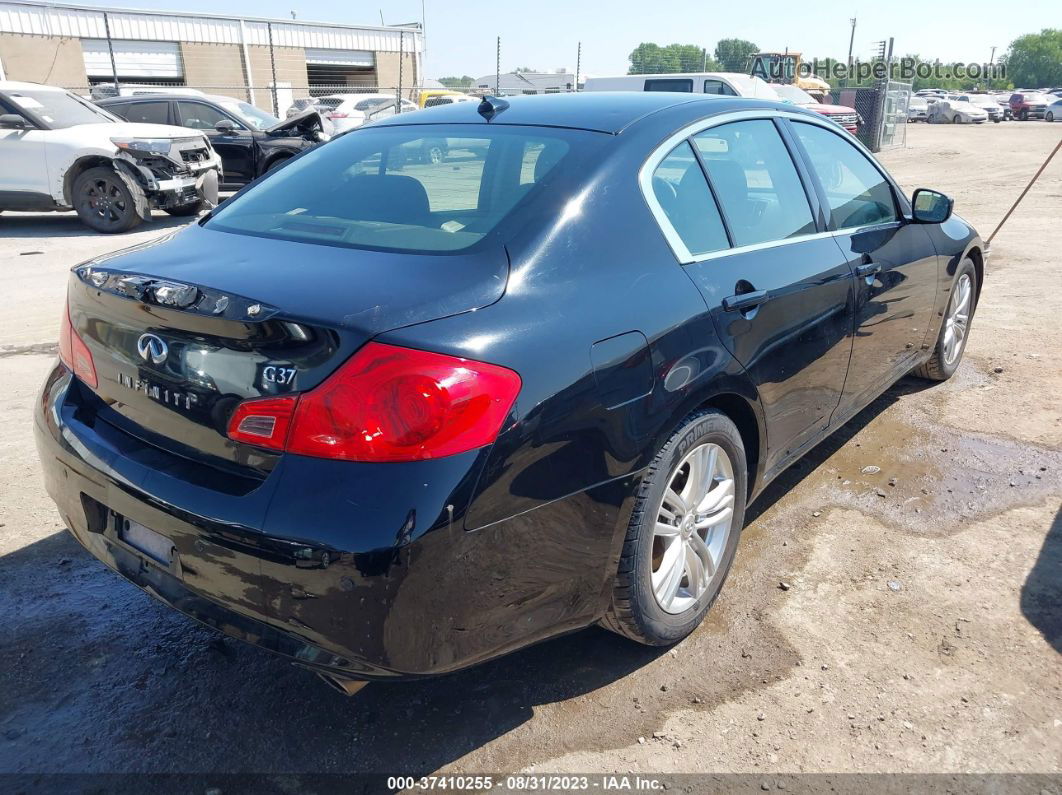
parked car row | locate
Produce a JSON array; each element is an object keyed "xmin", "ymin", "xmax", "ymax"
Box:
[
  {"xmin": 913, "ymin": 87, "xmax": 1062, "ymax": 123},
  {"xmin": 0, "ymin": 80, "xmax": 221, "ymax": 232}
]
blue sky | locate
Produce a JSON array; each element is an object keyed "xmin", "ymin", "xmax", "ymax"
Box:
[{"xmin": 75, "ymin": 0, "xmax": 1060, "ymax": 79}]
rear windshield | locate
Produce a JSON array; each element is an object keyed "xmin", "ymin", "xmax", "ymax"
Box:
[{"xmin": 206, "ymin": 123, "xmax": 592, "ymax": 253}]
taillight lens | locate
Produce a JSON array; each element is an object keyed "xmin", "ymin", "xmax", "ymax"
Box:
[
  {"xmin": 226, "ymin": 396, "xmax": 297, "ymax": 451},
  {"xmin": 58, "ymin": 304, "xmax": 97, "ymax": 389},
  {"xmin": 226, "ymin": 342, "xmax": 521, "ymax": 462},
  {"xmin": 328, "ymin": 111, "xmax": 348, "ymax": 119}
]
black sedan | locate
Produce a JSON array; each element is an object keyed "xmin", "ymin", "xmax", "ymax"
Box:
[
  {"xmin": 97, "ymin": 93, "xmax": 329, "ymax": 190},
  {"xmin": 35, "ymin": 93, "xmax": 983, "ymax": 694}
]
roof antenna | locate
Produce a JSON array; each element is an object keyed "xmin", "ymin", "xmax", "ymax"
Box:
[{"xmin": 478, "ymin": 95, "xmax": 510, "ymax": 122}]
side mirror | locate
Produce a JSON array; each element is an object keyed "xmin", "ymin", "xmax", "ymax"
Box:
[
  {"xmin": 911, "ymin": 188, "xmax": 953, "ymax": 224},
  {"xmin": 214, "ymin": 119, "xmax": 236, "ymax": 134},
  {"xmin": 0, "ymin": 113, "xmax": 28, "ymax": 130}
]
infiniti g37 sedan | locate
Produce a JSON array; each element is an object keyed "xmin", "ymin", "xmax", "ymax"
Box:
[{"xmin": 34, "ymin": 93, "xmax": 983, "ymax": 693}]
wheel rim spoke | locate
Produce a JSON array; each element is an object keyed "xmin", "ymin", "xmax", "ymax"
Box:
[{"xmin": 650, "ymin": 441, "xmax": 736, "ymax": 615}]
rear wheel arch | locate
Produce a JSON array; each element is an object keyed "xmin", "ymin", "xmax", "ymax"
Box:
[{"xmin": 696, "ymin": 392, "xmax": 762, "ymax": 500}]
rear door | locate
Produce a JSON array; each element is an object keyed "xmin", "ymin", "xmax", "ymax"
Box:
[
  {"xmin": 786, "ymin": 119, "xmax": 938, "ymax": 414},
  {"xmin": 653, "ymin": 118, "xmax": 856, "ymax": 472}
]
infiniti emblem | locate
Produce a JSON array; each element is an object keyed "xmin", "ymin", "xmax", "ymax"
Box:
[{"xmin": 137, "ymin": 333, "xmax": 168, "ymax": 365}]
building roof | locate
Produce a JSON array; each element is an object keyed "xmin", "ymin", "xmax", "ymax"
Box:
[
  {"xmin": 372, "ymin": 91, "xmax": 790, "ymax": 134},
  {"xmin": 0, "ymin": 0, "xmax": 422, "ymax": 52}
]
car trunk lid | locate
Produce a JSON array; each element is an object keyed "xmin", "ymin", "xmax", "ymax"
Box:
[{"xmin": 66, "ymin": 224, "xmax": 509, "ymax": 473}]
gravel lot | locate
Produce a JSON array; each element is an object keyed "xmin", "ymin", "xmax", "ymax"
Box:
[{"xmin": 0, "ymin": 122, "xmax": 1059, "ymax": 778}]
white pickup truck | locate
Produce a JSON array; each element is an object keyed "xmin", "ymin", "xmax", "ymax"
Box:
[{"xmin": 0, "ymin": 81, "xmax": 221, "ymax": 233}]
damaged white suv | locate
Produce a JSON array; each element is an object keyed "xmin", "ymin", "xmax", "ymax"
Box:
[{"xmin": 0, "ymin": 81, "xmax": 221, "ymax": 233}]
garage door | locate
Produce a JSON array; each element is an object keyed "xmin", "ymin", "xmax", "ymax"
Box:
[
  {"xmin": 82, "ymin": 39, "xmax": 183, "ymax": 79},
  {"xmin": 304, "ymin": 48, "xmax": 373, "ymax": 68}
]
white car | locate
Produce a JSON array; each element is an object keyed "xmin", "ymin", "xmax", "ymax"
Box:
[
  {"xmin": 927, "ymin": 99, "xmax": 988, "ymax": 124},
  {"xmin": 1046, "ymin": 98, "xmax": 1062, "ymax": 122},
  {"xmin": 317, "ymin": 93, "xmax": 417, "ymax": 133},
  {"xmin": 0, "ymin": 81, "xmax": 221, "ymax": 232}
]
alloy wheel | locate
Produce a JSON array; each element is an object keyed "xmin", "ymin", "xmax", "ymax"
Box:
[
  {"xmin": 943, "ymin": 273, "xmax": 972, "ymax": 366},
  {"xmin": 79, "ymin": 177, "xmax": 129, "ymax": 230},
  {"xmin": 651, "ymin": 442, "xmax": 736, "ymax": 614}
]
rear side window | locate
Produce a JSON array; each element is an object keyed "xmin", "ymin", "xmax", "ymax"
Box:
[
  {"xmin": 207, "ymin": 125, "xmax": 583, "ymax": 253},
  {"xmin": 790, "ymin": 121, "xmax": 898, "ymax": 229},
  {"xmin": 703, "ymin": 79, "xmax": 737, "ymax": 96},
  {"xmin": 644, "ymin": 79, "xmax": 693, "ymax": 92},
  {"xmin": 650, "ymin": 141, "xmax": 729, "ymax": 256},
  {"xmin": 121, "ymin": 101, "xmax": 168, "ymax": 125},
  {"xmin": 693, "ymin": 120, "xmax": 815, "ymax": 247}
]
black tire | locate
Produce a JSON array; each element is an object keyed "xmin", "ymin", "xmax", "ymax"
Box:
[
  {"xmin": 73, "ymin": 166, "xmax": 144, "ymax": 233},
  {"xmin": 1047, "ymin": 112, "xmax": 1055, "ymax": 122},
  {"xmin": 164, "ymin": 200, "xmax": 204, "ymax": 217},
  {"xmin": 1019, "ymin": 109, "xmax": 1029, "ymax": 121},
  {"xmin": 601, "ymin": 409, "xmax": 747, "ymax": 646},
  {"xmin": 912, "ymin": 257, "xmax": 978, "ymax": 382},
  {"xmin": 265, "ymin": 156, "xmax": 290, "ymax": 173}
]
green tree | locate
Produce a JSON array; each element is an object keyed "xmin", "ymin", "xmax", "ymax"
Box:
[
  {"xmin": 1004, "ymin": 29, "xmax": 1062, "ymax": 87},
  {"xmin": 438, "ymin": 75, "xmax": 474, "ymax": 89},
  {"xmin": 628, "ymin": 43, "xmax": 719, "ymax": 74},
  {"xmin": 714, "ymin": 38, "xmax": 759, "ymax": 72}
]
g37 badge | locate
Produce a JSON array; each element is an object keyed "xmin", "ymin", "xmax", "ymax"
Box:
[{"xmin": 262, "ymin": 365, "xmax": 297, "ymax": 387}]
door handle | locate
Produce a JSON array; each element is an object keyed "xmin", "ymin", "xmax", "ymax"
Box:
[
  {"xmin": 855, "ymin": 261, "xmax": 881, "ymax": 279},
  {"xmin": 722, "ymin": 289, "xmax": 769, "ymax": 312}
]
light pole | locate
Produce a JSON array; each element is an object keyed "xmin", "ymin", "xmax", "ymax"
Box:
[
  {"xmin": 988, "ymin": 45, "xmax": 996, "ymax": 90},
  {"xmin": 845, "ymin": 17, "xmax": 856, "ymax": 87}
]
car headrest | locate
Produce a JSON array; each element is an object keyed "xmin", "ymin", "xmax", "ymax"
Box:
[{"xmin": 337, "ymin": 174, "xmax": 431, "ymax": 225}]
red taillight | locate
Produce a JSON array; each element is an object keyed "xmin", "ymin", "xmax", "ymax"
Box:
[
  {"xmin": 226, "ymin": 342, "xmax": 521, "ymax": 462},
  {"xmin": 226, "ymin": 396, "xmax": 297, "ymax": 451},
  {"xmin": 327, "ymin": 111, "xmax": 348, "ymax": 119},
  {"xmin": 58, "ymin": 304, "xmax": 97, "ymax": 389}
]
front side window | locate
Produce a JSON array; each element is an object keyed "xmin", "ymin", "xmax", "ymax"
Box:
[
  {"xmin": 693, "ymin": 119, "xmax": 815, "ymax": 247},
  {"xmin": 791, "ymin": 121, "xmax": 898, "ymax": 229},
  {"xmin": 650, "ymin": 141, "xmax": 729, "ymax": 256},
  {"xmin": 177, "ymin": 102, "xmax": 238, "ymax": 130},
  {"xmin": 644, "ymin": 79, "xmax": 693, "ymax": 93},
  {"xmin": 703, "ymin": 79, "xmax": 737, "ymax": 96},
  {"xmin": 218, "ymin": 99, "xmax": 279, "ymax": 130},
  {"xmin": 122, "ymin": 101, "xmax": 169, "ymax": 125},
  {"xmin": 207, "ymin": 125, "xmax": 585, "ymax": 253}
]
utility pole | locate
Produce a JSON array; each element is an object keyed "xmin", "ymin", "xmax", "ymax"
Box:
[
  {"xmin": 988, "ymin": 45, "xmax": 997, "ymax": 90},
  {"xmin": 267, "ymin": 21, "xmax": 279, "ymax": 116},
  {"xmin": 495, "ymin": 36, "xmax": 500, "ymax": 95},
  {"xmin": 397, "ymin": 29, "xmax": 404, "ymax": 108},
  {"xmin": 575, "ymin": 42, "xmax": 581, "ymax": 92},
  {"xmin": 103, "ymin": 12, "xmax": 119, "ymax": 91},
  {"xmin": 845, "ymin": 16, "xmax": 856, "ymax": 87},
  {"xmin": 702, "ymin": 47, "xmax": 708, "ymax": 72}
]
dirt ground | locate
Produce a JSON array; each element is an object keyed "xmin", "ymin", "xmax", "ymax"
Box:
[{"xmin": 0, "ymin": 122, "xmax": 1059, "ymax": 779}]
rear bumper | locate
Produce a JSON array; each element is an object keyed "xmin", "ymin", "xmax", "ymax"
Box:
[{"xmin": 35, "ymin": 364, "xmax": 621, "ymax": 681}]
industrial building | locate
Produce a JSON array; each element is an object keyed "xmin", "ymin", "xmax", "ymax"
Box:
[{"xmin": 0, "ymin": 0, "xmax": 422, "ymax": 112}]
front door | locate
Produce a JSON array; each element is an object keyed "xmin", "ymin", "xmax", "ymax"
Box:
[
  {"xmin": 176, "ymin": 101, "xmax": 256, "ymax": 187},
  {"xmin": 0, "ymin": 96, "xmax": 51, "ymax": 198},
  {"xmin": 786, "ymin": 119, "xmax": 939, "ymax": 414}
]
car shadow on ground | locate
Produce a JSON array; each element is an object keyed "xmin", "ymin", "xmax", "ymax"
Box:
[
  {"xmin": 0, "ymin": 212, "xmax": 193, "ymax": 240},
  {"xmin": 0, "ymin": 377, "xmax": 931, "ymax": 777},
  {"xmin": 1020, "ymin": 504, "xmax": 1061, "ymax": 654}
]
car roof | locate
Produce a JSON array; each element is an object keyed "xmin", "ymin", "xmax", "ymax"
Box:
[
  {"xmin": 370, "ymin": 92, "xmax": 794, "ymax": 134},
  {"xmin": 98, "ymin": 93, "xmax": 242, "ymax": 104},
  {"xmin": 0, "ymin": 80, "xmax": 67, "ymax": 93}
]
